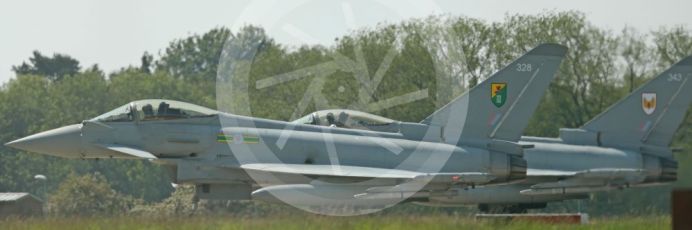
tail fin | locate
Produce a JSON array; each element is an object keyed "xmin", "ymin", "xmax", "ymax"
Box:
[
  {"xmin": 581, "ymin": 56, "xmax": 692, "ymax": 148},
  {"xmin": 421, "ymin": 43, "xmax": 567, "ymax": 147}
]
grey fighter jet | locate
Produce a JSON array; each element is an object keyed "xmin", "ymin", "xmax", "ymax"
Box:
[
  {"xmin": 5, "ymin": 44, "xmax": 566, "ymax": 211},
  {"xmin": 297, "ymin": 56, "xmax": 692, "ymax": 213},
  {"xmin": 464, "ymin": 56, "xmax": 692, "ymax": 213}
]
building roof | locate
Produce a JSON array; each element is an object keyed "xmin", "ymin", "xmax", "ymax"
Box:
[{"xmin": 0, "ymin": 193, "xmax": 42, "ymax": 202}]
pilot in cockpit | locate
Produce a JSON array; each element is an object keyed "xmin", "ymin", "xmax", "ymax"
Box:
[{"xmin": 326, "ymin": 112, "xmax": 337, "ymax": 127}]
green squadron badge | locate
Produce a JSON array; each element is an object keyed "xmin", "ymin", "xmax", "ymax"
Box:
[{"xmin": 491, "ymin": 83, "xmax": 507, "ymax": 108}]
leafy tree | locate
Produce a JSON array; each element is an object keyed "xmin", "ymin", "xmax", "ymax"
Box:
[
  {"xmin": 619, "ymin": 27, "xmax": 653, "ymax": 92},
  {"xmin": 156, "ymin": 27, "xmax": 231, "ymax": 83},
  {"xmin": 140, "ymin": 52, "xmax": 154, "ymax": 74},
  {"xmin": 652, "ymin": 26, "xmax": 692, "ymax": 68},
  {"xmin": 47, "ymin": 173, "xmax": 137, "ymax": 216},
  {"xmin": 12, "ymin": 51, "xmax": 81, "ymax": 81},
  {"xmin": 502, "ymin": 12, "xmax": 622, "ymax": 135}
]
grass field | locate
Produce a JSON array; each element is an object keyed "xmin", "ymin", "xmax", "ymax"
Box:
[{"xmin": 0, "ymin": 215, "xmax": 670, "ymax": 230}]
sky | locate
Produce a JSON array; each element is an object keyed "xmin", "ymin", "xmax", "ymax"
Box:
[{"xmin": 0, "ymin": 0, "xmax": 690, "ymax": 84}]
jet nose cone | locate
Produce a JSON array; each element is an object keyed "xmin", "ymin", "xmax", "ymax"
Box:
[{"xmin": 5, "ymin": 124, "xmax": 83, "ymax": 157}]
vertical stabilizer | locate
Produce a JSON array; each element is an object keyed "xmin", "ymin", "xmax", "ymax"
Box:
[
  {"xmin": 422, "ymin": 44, "xmax": 567, "ymax": 147},
  {"xmin": 581, "ymin": 56, "xmax": 692, "ymax": 148}
]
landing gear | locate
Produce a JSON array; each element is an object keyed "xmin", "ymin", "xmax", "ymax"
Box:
[
  {"xmin": 191, "ymin": 195, "xmax": 200, "ymax": 212},
  {"xmin": 478, "ymin": 203, "xmax": 547, "ymax": 214}
]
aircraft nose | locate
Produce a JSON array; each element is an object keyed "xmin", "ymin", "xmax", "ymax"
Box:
[{"xmin": 5, "ymin": 124, "xmax": 83, "ymax": 157}]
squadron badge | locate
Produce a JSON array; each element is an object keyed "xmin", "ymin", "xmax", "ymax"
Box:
[
  {"xmin": 642, "ymin": 92, "xmax": 656, "ymax": 115},
  {"xmin": 491, "ymin": 83, "xmax": 507, "ymax": 108}
]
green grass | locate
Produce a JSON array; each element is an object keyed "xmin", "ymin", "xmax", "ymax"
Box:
[{"xmin": 0, "ymin": 215, "xmax": 670, "ymax": 230}]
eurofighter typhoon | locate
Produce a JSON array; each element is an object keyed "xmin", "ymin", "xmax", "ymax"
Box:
[
  {"xmin": 293, "ymin": 56, "xmax": 692, "ymax": 213},
  {"xmin": 6, "ymin": 44, "xmax": 568, "ymax": 213},
  {"xmin": 458, "ymin": 56, "xmax": 692, "ymax": 213}
]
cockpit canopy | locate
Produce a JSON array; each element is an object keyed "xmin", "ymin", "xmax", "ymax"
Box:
[
  {"xmin": 292, "ymin": 109, "xmax": 395, "ymax": 130},
  {"xmin": 91, "ymin": 99, "xmax": 218, "ymax": 122}
]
